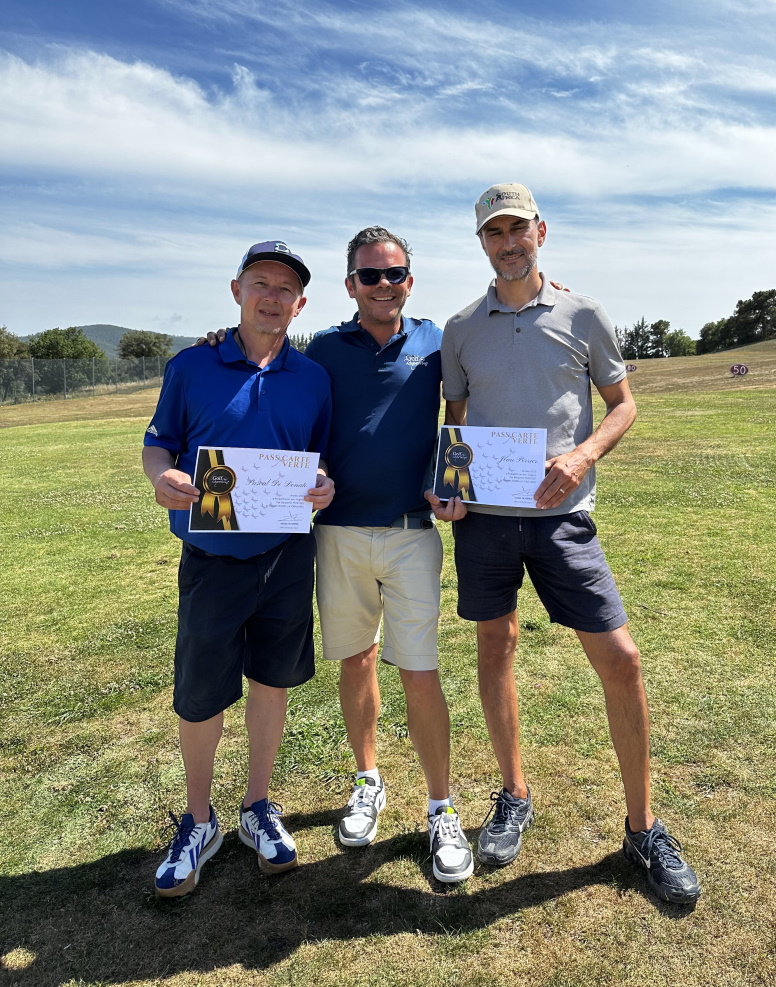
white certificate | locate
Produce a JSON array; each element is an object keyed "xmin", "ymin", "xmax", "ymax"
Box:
[
  {"xmin": 188, "ymin": 446, "xmax": 319, "ymax": 534},
  {"xmin": 433, "ymin": 426, "xmax": 547, "ymax": 509}
]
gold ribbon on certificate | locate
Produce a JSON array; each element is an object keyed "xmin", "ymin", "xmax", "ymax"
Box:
[
  {"xmin": 201, "ymin": 449, "xmax": 237, "ymax": 529},
  {"xmin": 443, "ymin": 427, "xmax": 474, "ymax": 500}
]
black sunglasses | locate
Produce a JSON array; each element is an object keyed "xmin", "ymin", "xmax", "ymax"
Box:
[{"xmin": 348, "ymin": 266, "xmax": 410, "ymax": 286}]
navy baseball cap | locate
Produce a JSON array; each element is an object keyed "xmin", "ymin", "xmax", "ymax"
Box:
[{"xmin": 236, "ymin": 240, "xmax": 311, "ymax": 287}]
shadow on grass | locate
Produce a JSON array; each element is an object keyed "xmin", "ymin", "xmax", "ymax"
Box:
[{"xmin": 0, "ymin": 812, "xmax": 689, "ymax": 986}]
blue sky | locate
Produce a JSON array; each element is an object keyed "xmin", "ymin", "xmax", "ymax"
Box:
[{"xmin": 2, "ymin": 0, "xmax": 775, "ymax": 339}]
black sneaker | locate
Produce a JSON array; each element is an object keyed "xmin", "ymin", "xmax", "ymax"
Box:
[
  {"xmin": 476, "ymin": 787, "xmax": 534, "ymax": 866},
  {"xmin": 623, "ymin": 817, "xmax": 701, "ymax": 904}
]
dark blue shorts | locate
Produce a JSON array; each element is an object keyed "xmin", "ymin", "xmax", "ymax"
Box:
[
  {"xmin": 173, "ymin": 534, "xmax": 316, "ymax": 722},
  {"xmin": 453, "ymin": 511, "xmax": 626, "ymax": 632}
]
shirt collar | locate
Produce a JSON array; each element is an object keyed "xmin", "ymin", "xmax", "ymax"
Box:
[
  {"xmin": 339, "ymin": 314, "xmax": 409, "ymax": 338},
  {"xmin": 487, "ymin": 273, "xmax": 556, "ymax": 315},
  {"xmin": 219, "ymin": 329, "xmax": 296, "ymax": 372}
]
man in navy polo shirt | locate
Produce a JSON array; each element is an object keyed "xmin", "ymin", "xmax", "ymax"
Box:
[
  {"xmin": 143, "ymin": 240, "xmax": 333, "ymax": 897},
  {"xmin": 304, "ymin": 227, "xmax": 473, "ymax": 884}
]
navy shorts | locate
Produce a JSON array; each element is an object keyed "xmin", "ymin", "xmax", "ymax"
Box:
[
  {"xmin": 453, "ymin": 511, "xmax": 627, "ymax": 633},
  {"xmin": 173, "ymin": 534, "xmax": 316, "ymax": 722}
]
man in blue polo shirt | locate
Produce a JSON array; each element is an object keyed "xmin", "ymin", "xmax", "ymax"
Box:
[
  {"xmin": 304, "ymin": 227, "xmax": 473, "ymax": 884},
  {"xmin": 143, "ymin": 240, "xmax": 333, "ymax": 897}
]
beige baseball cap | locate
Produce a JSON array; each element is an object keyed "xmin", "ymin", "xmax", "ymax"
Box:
[{"xmin": 475, "ymin": 183, "xmax": 539, "ymax": 233}]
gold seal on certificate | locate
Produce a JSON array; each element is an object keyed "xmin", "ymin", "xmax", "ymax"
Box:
[
  {"xmin": 202, "ymin": 464, "xmax": 236, "ymax": 495},
  {"xmin": 193, "ymin": 449, "xmax": 238, "ymax": 530},
  {"xmin": 433, "ymin": 425, "xmax": 547, "ymax": 509},
  {"xmin": 442, "ymin": 431, "xmax": 475, "ymax": 500},
  {"xmin": 190, "ymin": 446, "xmax": 319, "ymax": 534}
]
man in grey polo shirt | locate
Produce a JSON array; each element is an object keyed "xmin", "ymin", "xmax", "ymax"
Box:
[{"xmin": 427, "ymin": 183, "xmax": 700, "ymax": 905}]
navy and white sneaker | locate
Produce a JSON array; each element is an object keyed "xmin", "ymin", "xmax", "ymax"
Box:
[
  {"xmin": 428, "ymin": 807, "xmax": 474, "ymax": 883},
  {"xmin": 155, "ymin": 806, "xmax": 222, "ymax": 897},
  {"xmin": 239, "ymin": 799, "xmax": 298, "ymax": 874},
  {"xmin": 623, "ymin": 817, "xmax": 701, "ymax": 904},
  {"xmin": 477, "ymin": 787, "xmax": 535, "ymax": 866},
  {"xmin": 338, "ymin": 775, "xmax": 386, "ymax": 847}
]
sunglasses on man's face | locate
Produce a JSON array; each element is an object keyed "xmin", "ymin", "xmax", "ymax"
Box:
[{"xmin": 348, "ymin": 266, "xmax": 410, "ymax": 286}]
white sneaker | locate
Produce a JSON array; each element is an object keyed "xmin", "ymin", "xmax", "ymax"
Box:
[
  {"xmin": 429, "ymin": 807, "xmax": 474, "ymax": 883},
  {"xmin": 155, "ymin": 806, "xmax": 223, "ymax": 897},
  {"xmin": 338, "ymin": 775, "xmax": 386, "ymax": 847},
  {"xmin": 239, "ymin": 799, "xmax": 298, "ymax": 874}
]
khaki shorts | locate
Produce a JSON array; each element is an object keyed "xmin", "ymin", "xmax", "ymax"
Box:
[{"xmin": 314, "ymin": 524, "xmax": 443, "ymax": 671}]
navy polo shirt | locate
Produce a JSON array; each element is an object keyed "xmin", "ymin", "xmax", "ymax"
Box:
[
  {"xmin": 144, "ymin": 330, "xmax": 332, "ymax": 558},
  {"xmin": 305, "ymin": 315, "xmax": 442, "ymax": 527}
]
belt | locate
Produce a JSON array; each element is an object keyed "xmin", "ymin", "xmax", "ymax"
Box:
[{"xmin": 388, "ymin": 515, "xmax": 434, "ymax": 530}]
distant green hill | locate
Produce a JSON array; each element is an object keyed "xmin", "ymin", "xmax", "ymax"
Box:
[{"xmin": 19, "ymin": 324, "xmax": 198, "ymax": 359}]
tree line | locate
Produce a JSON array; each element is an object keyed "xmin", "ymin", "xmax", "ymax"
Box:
[
  {"xmin": 0, "ymin": 326, "xmax": 319, "ymax": 402},
  {"xmin": 612, "ymin": 286, "xmax": 774, "ymax": 360},
  {"xmin": 0, "ymin": 327, "xmax": 173, "ymax": 402},
  {"xmin": 3, "ymin": 284, "xmax": 773, "ymax": 371},
  {"xmin": 0, "ymin": 326, "xmax": 315, "ymax": 361},
  {"xmin": 614, "ymin": 319, "xmax": 696, "ymax": 360},
  {"xmin": 0, "ymin": 326, "xmax": 172, "ymax": 361},
  {"xmin": 695, "ymin": 289, "xmax": 775, "ymax": 355}
]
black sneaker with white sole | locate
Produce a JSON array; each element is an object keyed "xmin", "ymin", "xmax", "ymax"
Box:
[
  {"xmin": 477, "ymin": 787, "xmax": 534, "ymax": 866},
  {"xmin": 623, "ymin": 817, "xmax": 701, "ymax": 904}
]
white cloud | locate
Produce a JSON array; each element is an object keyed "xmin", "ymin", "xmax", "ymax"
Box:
[
  {"xmin": 1, "ymin": 0, "xmax": 775, "ymax": 340},
  {"xmin": 3, "ymin": 48, "xmax": 775, "ymax": 198}
]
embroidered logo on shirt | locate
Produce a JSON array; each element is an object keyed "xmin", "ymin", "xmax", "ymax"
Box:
[
  {"xmin": 146, "ymin": 424, "xmax": 158, "ymax": 436},
  {"xmin": 404, "ymin": 354, "xmax": 428, "ymax": 368}
]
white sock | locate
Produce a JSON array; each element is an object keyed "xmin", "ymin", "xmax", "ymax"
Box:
[
  {"xmin": 428, "ymin": 797, "xmax": 453, "ymax": 816},
  {"xmin": 357, "ymin": 768, "xmax": 381, "ymax": 785}
]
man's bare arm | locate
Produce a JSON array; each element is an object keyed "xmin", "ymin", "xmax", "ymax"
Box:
[
  {"xmin": 444, "ymin": 398, "xmax": 468, "ymax": 426},
  {"xmin": 534, "ymin": 377, "xmax": 637, "ymax": 510},
  {"xmin": 142, "ymin": 445, "xmax": 200, "ymax": 510}
]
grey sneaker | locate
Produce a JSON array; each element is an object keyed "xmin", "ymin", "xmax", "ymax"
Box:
[
  {"xmin": 477, "ymin": 787, "xmax": 534, "ymax": 866},
  {"xmin": 338, "ymin": 775, "xmax": 386, "ymax": 847},
  {"xmin": 623, "ymin": 817, "xmax": 701, "ymax": 904},
  {"xmin": 428, "ymin": 807, "xmax": 474, "ymax": 883}
]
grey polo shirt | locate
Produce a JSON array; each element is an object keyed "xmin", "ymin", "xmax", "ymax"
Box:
[{"xmin": 441, "ymin": 275, "xmax": 625, "ymax": 517}]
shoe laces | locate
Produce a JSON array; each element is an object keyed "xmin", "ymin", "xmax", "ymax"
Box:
[
  {"xmin": 481, "ymin": 790, "xmax": 521, "ymax": 832},
  {"xmin": 431, "ymin": 809, "xmax": 462, "ymax": 845},
  {"xmin": 163, "ymin": 812, "xmax": 196, "ymax": 862},
  {"xmin": 348, "ymin": 779, "xmax": 380, "ymax": 812},
  {"xmin": 254, "ymin": 800, "xmax": 285, "ymax": 840},
  {"xmin": 637, "ymin": 825, "xmax": 685, "ymax": 869}
]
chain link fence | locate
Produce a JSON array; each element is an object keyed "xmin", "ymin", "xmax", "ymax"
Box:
[{"xmin": 0, "ymin": 356, "xmax": 168, "ymax": 404}]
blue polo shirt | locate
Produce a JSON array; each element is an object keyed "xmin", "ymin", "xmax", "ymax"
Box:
[
  {"xmin": 305, "ymin": 315, "xmax": 441, "ymax": 527},
  {"xmin": 144, "ymin": 330, "xmax": 332, "ymax": 557}
]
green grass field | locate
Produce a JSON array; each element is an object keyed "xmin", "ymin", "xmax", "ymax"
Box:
[{"xmin": 1, "ymin": 343, "xmax": 775, "ymax": 987}]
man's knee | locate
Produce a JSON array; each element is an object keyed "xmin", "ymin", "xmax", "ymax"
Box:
[
  {"xmin": 477, "ymin": 614, "xmax": 519, "ymax": 667},
  {"xmin": 341, "ymin": 646, "xmax": 379, "ymax": 677},
  {"xmin": 399, "ymin": 667, "xmax": 444, "ymax": 699},
  {"xmin": 581, "ymin": 629, "xmax": 642, "ymax": 687}
]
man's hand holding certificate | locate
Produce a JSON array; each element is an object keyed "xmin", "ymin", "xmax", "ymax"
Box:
[
  {"xmin": 189, "ymin": 446, "xmax": 321, "ymax": 533},
  {"xmin": 432, "ymin": 426, "xmax": 547, "ymax": 509}
]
